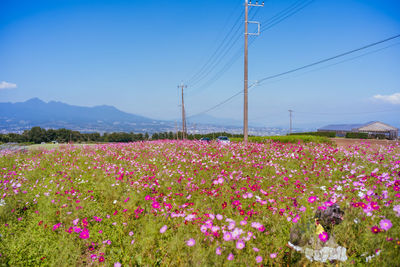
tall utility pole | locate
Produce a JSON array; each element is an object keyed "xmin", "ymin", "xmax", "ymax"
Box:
[
  {"xmin": 244, "ymin": 0, "xmax": 263, "ymax": 144},
  {"xmin": 178, "ymin": 83, "xmax": 187, "ymax": 139},
  {"xmin": 289, "ymin": 109, "xmax": 293, "ymax": 135}
]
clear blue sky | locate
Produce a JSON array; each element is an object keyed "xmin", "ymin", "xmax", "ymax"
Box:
[{"xmin": 1, "ymin": 0, "xmax": 400, "ymax": 128}]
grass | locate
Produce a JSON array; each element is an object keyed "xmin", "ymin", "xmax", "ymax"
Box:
[
  {"xmin": 0, "ymin": 140, "xmax": 399, "ymax": 266},
  {"xmin": 230, "ymin": 135, "xmax": 334, "ymax": 144}
]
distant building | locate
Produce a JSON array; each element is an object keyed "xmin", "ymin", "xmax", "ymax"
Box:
[{"xmin": 318, "ymin": 121, "xmax": 399, "ymax": 140}]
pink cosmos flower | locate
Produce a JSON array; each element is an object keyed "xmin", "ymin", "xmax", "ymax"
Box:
[
  {"xmin": 82, "ymin": 218, "xmax": 88, "ymax": 227},
  {"xmin": 216, "ymin": 246, "xmax": 222, "ymax": 255},
  {"xmin": 292, "ymin": 214, "xmax": 300, "ymax": 223},
  {"xmin": 256, "ymin": 256, "xmax": 263, "ymax": 263},
  {"xmin": 152, "ymin": 201, "xmax": 160, "ymax": 209},
  {"xmin": 129, "ymin": 231, "xmax": 134, "ymax": 236},
  {"xmin": 236, "ymin": 240, "xmax": 245, "ymax": 250},
  {"xmin": 270, "ymin": 253, "xmax": 277, "ymax": 259},
  {"xmin": 160, "ymin": 225, "xmax": 168, "ymax": 233},
  {"xmin": 318, "ymin": 232, "xmax": 329, "ymax": 242},
  {"xmin": 223, "ymin": 232, "xmax": 233, "ymax": 241},
  {"xmin": 379, "ymin": 219, "xmax": 392, "ymax": 231},
  {"xmin": 393, "ymin": 205, "xmax": 400, "ymax": 217},
  {"xmin": 114, "ymin": 262, "xmax": 122, "ymax": 267},
  {"xmin": 79, "ymin": 229, "xmax": 90, "ymax": 239},
  {"xmin": 52, "ymin": 223, "xmax": 61, "ymax": 231},
  {"xmin": 72, "ymin": 218, "xmax": 79, "ymax": 225},
  {"xmin": 186, "ymin": 238, "xmax": 195, "ymax": 247},
  {"xmin": 227, "ymin": 253, "xmax": 234, "ymax": 261},
  {"xmin": 308, "ymin": 196, "xmax": 317, "ymax": 203}
]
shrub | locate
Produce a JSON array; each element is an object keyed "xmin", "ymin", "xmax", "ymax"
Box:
[
  {"xmin": 345, "ymin": 132, "xmax": 368, "ymax": 139},
  {"xmin": 289, "ymin": 132, "xmax": 336, "ymax": 138},
  {"xmin": 231, "ymin": 135, "xmax": 333, "ymax": 144}
]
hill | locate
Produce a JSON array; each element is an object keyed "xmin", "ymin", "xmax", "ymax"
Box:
[{"xmin": 0, "ymin": 98, "xmax": 172, "ymax": 133}]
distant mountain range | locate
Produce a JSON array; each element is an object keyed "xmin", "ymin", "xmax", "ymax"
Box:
[
  {"xmin": 0, "ymin": 98, "xmax": 279, "ymax": 134},
  {"xmin": 0, "ymin": 98, "xmax": 173, "ymax": 133}
]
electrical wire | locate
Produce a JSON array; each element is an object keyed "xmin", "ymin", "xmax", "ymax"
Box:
[
  {"xmin": 186, "ymin": 34, "xmax": 400, "ymax": 117},
  {"xmin": 248, "ymin": 41, "xmax": 400, "ymax": 89},
  {"xmin": 256, "ymin": 34, "xmax": 400, "ymax": 84},
  {"xmin": 260, "ymin": 0, "xmax": 314, "ymax": 33},
  {"xmin": 186, "ymin": 0, "xmax": 314, "ymax": 96},
  {"xmin": 186, "ymin": 1, "xmax": 244, "ymax": 86}
]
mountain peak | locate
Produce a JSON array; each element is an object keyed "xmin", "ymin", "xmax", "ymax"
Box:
[{"xmin": 25, "ymin": 97, "xmax": 45, "ymax": 104}]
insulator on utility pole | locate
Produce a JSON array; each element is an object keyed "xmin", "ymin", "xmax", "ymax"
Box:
[{"xmin": 244, "ymin": 0, "xmax": 263, "ymax": 144}]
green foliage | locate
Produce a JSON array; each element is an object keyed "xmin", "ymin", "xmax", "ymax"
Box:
[
  {"xmin": 345, "ymin": 132, "xmax": 369, "ymax": 139},
  {"xmin": 1, "ymin": 139, "xmax": 399, "ymax": 265},
  {"xmin": 230, "ymin": 135, "xmax": 333, "ymax": 144},
  {"xmin": 290, "ymin": 131, "xmax": 336, "ymax": 138},
  {"xmin": 0, "ymin": 127, "xmax": 245, "ymax": 144}
]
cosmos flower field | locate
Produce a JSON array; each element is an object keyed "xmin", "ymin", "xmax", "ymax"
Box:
[{"xmin": 0, "ymin": 140, "xmax": 399, "ymax": 266}]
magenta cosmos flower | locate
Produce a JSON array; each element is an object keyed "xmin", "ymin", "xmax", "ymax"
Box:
[
  {"xmin": 79, "ymin": 229, "xmax": 90, "ymax": 239},
  {"xmin": 379, "ymin": 219, "xmax": 392, "ymax": 231},
  {"xmin": 186, "ymin": 238, "xmax": 195, "ymax": 247},
  {"xmin": 152, "ymin": 201, "xmax": 160, "ymax": 209},
  {"xmin": 371, "ymin": 226, "xmax": 381, "ymax": 234},
  {"xmin": 318, "ymin": 232, "xmax": 329, "ymax": 242},
  {"xmin": 308, "ymin": 196, "xmax": 317, "ymax": 203},
  {"xmin": 256, "ymin": 256, "xmax": 263, "ymax": 263}
]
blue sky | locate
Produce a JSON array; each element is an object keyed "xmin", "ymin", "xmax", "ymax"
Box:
[{"xmin": 1, "ymin": 0, "xmax": 400, "ymax": 128}]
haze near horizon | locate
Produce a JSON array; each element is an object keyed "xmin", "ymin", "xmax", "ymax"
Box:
[{"xmin": 1, "ymin": 0, "xmax": 400, "ymax": 129}]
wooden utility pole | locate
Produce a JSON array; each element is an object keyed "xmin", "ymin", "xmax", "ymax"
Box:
[
  {"xmin": 244, "ymin": 0, "xmax": 249, "ymax": 144},
  {"xmin": 244, "ymin": 0, "xmax": 263, "ymax": 144},
  {"xmin": 289, "ymin": 109, "xmax": 293, "ymax": 134},
  {"xmin": 178, "ymin": 83, "xmax": 187, "ymax": 139}
]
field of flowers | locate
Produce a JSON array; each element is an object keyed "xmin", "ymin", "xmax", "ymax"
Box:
[{"xmin": 0, "ymin": 140, "xmax": 399, "ymax": 266}]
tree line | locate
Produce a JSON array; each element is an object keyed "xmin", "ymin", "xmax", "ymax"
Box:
[{"xmin": 0, "ymin": 127, "xmax": 243, "ymax": 144}]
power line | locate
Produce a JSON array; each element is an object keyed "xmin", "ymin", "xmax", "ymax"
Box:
[
  {"xmin": 261, "ymin": 0, "xmax": 314, "ymax": 33},
  {"xmin": 187, "ymin": 91, "xmax": 243, "ymax": 118},
  {"xmin": 186, "ymin": 0, "xmax": 314, "ymax": 97},
  {"xmin": 295, "ymin": 109, "xmax": 400, "ymax": 116},
  {"xmin": 249, "ymin": 108, "xmax": 400, "ymax": 121},
  {"xmin": 253, "ymin": 41, "xmax": 400, "ymax": 87},
  {"xmin": 257, "ymin": 33, "xmax": 400, "ymax": 84},
  {"xmin": 188, "ymin": 2, "xmax": 264, "ymax": 89},
  {"xmin": 187, "ymin": 33, "xmax": 400, "ymax": 117},
  {"xmin": 186, "ymin": 2, "xmax": 244, "ymax": 87}
]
